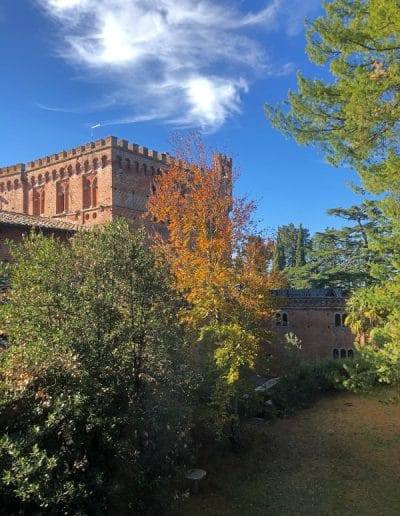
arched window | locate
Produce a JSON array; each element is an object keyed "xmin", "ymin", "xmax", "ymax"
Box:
[
  {"xmin": 76, "ymin": 162, "xmax": 81, "ymax": 175},
  {"xmin": 92, "ymin": 177, "xmax": 98, "ymax": 207},
  {"xmin": 83, "ymin": 175, "xmax": 98, "ymax": 209},
  {"xmin": 93, "ymin": 158, "xmax": 99, "ymax": 170},
  {"xmin": 101, "ymin": 155, "xmax": 108, "ymax": 168},
  {"xmin": 56, "ymin": 182, "xmax": 69, "ymax": 213},
  {"xmin": 67, "ymin": 165, "xmax": 73, "ymax": 177},
  {"xmin": 83, "ymin": 176, "xmax": 91, "ymax": 209},
  {"xmin": 340, "ymin": 349, "xmax": 347, "ymax": 359},
  {"xmin": 116, "ymin": 156, "xmax": 122, "ymax": 169},
  {"xmin": 347, "ymin": 349, "xmax": 354, "ymax": 359},
  {"xmin": 335, "ymin": 312, "xmax": 347, "ymax": 328},
  {"xmin": 33, "ymin": 187, "xmax": 45, "ymax": 215},
  {"xmin": 276, "ymin": 312, "xmax": 288, "ymax": 327},
  {"xmin": 126, "ymin": 158, "xmax": 131, "ymax": 170},
  {"xmin": 333, "ymin": 348, "xmax": 339, "ymax": 360},
  {"xmin": 142, "ymin": 163, "xmax": 147, "ymax": 174},
  {"xmin": 84, "ymin": 160, "xmax": 90, "ymax": 173}
]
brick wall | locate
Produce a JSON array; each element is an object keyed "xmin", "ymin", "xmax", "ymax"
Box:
[
  {"xmin": 272, "ymin": 307, "xmax": 355, "ymax": 361},
  {"xmin": 0, "ymin": 136, "xmax": 175, "ymax": 228},
  {"xmin": 0, "ymin": 136, "xmax": 233, "ymax": 231},
  {"xmin": 0, "ymin": 225, "xmax": 72, "ymax": 262}
]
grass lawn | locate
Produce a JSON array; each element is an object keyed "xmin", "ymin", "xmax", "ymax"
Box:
[{"xmin": 175, "ymin": 388, "xmax": 400, "ymax": 516}]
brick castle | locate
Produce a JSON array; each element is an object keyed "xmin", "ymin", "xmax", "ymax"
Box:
[
  {"xmin": 0, "ymin": 136, "xmax": 354, "ymax": 360},
  {"xmin": 0, "ymin": 135, "xmax": 232, "ymax": 227}
]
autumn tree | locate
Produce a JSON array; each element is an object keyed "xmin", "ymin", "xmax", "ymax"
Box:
[
  {"xmin": 265, "ymin": 0, "xmax": 400, "ymax": 349},
  {"xmin": 148, "ymin": 133, "xmax": 282, "ymax": 438}
]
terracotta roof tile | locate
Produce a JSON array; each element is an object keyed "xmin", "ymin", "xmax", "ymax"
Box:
[{"xmin": 0, "ymin": 211, "xmax": 80, "ymax": 232}]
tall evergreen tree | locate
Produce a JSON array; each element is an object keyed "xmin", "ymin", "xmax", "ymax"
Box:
[
  {"xmin": 295, "ymin": 224, "xmax": 306, "ymax": 268},
  {"xmin": 265, "ymin": 0, "xmax": 400, "ymax": 346},
  {"xmin": 272, "ymin": 230, "xmax": 286, "ymax": 272}
]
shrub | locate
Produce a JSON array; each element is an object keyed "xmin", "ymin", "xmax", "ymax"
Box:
[
  {"xmin": 270, "ymin": 359, "xmax": 350, "ymax": 415},
  {"xmin": 0, "ymin": 221, "xmax": 193, "ymax": 514}
]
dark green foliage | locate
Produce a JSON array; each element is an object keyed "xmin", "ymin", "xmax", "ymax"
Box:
[
  {"xmin": 272, "ymin": 224, "xmax": 310, "ymax": 273},
  {"xmin": 277, "ymin": 197, "xmax": 391, "ymax": 292},
  {"xmin": 270, "ymin": 360, "xmax": 349, "ymax": 415},
  {"xmin": 295, "ymin": 224, "xmax": 306, "ymax": 268},
  {"xmin": 270, "ymin": 345, "xmax": 400, "ymax": 416},
  {"xmin": 265, "ymin": 0, "xmax": 400, "ymax": 347},
  {"xmin": 0, "ymin": 221, "xmax": 193, "ymax": 514}
]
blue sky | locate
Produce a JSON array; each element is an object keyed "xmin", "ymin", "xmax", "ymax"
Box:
[{"xmin": 0, "ymin": 0, "xmax": 362, "ymax": 235}]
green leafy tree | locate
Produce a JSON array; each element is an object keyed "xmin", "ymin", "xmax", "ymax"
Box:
[
  {"xmin": 265, "ymin": 0, "xmax": 400, "ymax": 347},
  {"xmin": 0, "ymin": 221, "xmax": 192, "ymax": 514}
]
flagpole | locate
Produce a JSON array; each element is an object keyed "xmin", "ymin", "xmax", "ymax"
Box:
[{"xmin": 90, "ymin": 123, "xmax": 101, "ymax": 141}]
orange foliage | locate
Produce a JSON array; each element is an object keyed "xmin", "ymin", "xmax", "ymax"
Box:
[{"xmin": 148, "ymin": 132, "xmax": 284, "ymax": 328}]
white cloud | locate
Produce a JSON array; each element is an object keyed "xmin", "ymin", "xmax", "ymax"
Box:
[{"xmin": 36, "ymin": 0, "xmax": 320, "ymax": 131}]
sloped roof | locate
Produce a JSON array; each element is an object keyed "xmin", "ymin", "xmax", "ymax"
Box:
[
  {"xmin": 272, "ymin": 288, "xmax": 345, "ymax": 298},
  {"xmin": 0, "ymin": 211, "xmax": 80, "ymax": 232}
]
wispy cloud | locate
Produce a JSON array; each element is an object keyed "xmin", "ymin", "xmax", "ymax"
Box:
[{"xmin": 36, "ymin": 0, "xmax": 319, "ymax": 131}]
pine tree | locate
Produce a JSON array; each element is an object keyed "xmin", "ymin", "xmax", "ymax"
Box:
[{"xmin": 265, "ymin": 0, "xmax": 400, "ymax": 346}]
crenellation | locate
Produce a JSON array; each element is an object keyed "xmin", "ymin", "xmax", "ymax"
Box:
[
  {"xmin": 0, "ymin": 136, "xmax": 231, "ymax": 230},
  {"xmin": 117, "ymin": 139, "xmax": 129, "ymax": 150},
  {"xmin": 0, "ymin": 137, "xmax": 172, "ymax": 179},
  {"xmin": 105, "ymin": 136, "xmax": 117, "ymax": 146},
  {"xmin": 128, "ymin": 143, "xmax": 139, "ymax": 153}
]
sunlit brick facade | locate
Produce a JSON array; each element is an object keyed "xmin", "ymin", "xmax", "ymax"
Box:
[
  {"xmin": 0, "ymin": 136, "xmax": 232, "ymax": 229},
  {"xmin": 271, "ymin": 289, "xmax": 356, "ymax": 362}
]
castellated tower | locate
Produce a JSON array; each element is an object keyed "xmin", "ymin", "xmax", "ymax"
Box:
[{"xmin": 0, "ymin": 136, "xmax": 233, "ymax": 227}]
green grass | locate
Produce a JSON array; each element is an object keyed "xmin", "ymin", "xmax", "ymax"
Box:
[{"xmin": 175, "ymin": 388, "xmax": 400, "ymax": 515}]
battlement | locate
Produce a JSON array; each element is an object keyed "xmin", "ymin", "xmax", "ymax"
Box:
[
  {"xmin": 0, "ymin": 136, "xmax": 170, "ymax": 174},
  {"xmin": 0, "ymin": 138, "xmax": 230, "ymax": 178},
  {"xmin": 0, "ymin": 163, "xmax": 25, "ymax": 177}
]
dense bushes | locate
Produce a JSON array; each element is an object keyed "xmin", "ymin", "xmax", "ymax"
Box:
[
  {"xmin": 269, "ymin": 345, "xmax": 400, "ymax": 416},
  {"xmin": 269, "ymin": 359, "xmax": 348, "ymax": 415},
  {"xmin": 0, "ymin": 222, "xmax": 194, "ymax": 514}
]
